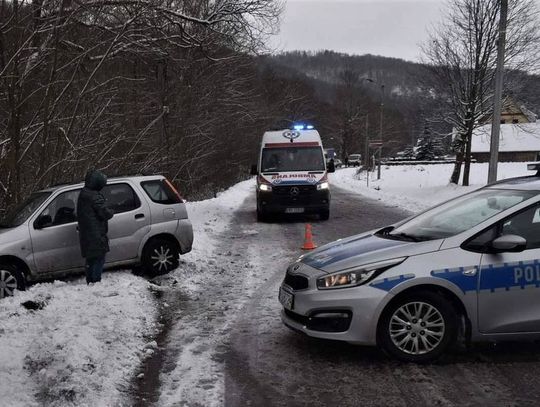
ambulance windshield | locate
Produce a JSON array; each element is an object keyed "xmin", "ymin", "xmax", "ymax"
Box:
[{"xmin": 261, "ymin": 147, "xmax": 325, "ymax": 172}]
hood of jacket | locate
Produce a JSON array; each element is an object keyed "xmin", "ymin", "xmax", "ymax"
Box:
[{"xmin": 85, "ymin": 170, "xmax": 107, "ymax": 191}]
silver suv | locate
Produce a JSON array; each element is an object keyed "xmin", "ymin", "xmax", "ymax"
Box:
[{"xmin": 0, "ymin": 175, "xmax": 193, "ymax": 298}]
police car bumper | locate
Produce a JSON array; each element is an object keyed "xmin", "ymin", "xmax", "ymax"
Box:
[{"xmin": 279, "ymin": 283, "xmax": 388, "ymax": 345}]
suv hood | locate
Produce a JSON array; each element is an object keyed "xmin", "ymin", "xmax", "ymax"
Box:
[{"xmin": 301, "ymin": 231, "xmax": 442, "ymax": 274}]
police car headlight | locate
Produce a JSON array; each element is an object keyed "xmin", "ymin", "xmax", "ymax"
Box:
[
  {"xmin": 317, "ymin": 182, "xmax": 329, "ymax": 190},
  {"xmin": 316, "ymin": 257, "xmax": 407, "ymax": 290},
  {"xmin": 259, "ymin": 183, "xmax": 272, "ymax": 192}
]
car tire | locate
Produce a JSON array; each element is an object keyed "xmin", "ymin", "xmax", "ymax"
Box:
[
  {"xmin": 0, "ymin": 263, "xmax": 26, "ymax": 299},
  {"xmin": 319, "ymin": 210, "xmax": 330, "ymax": 221},
  {"xmin": 257, "ymin": 209, "xmax": 268, "ymax": 222},
  {"xmin": 377, "ymin": 291, "xmax": 458, "ymax": 363},
  {"xmin": 142, "ymin": 238, "xmax": 180, "ymax": 276}
]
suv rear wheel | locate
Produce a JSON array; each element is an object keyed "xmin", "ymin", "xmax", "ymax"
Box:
[
  {"xmin": 142, "ymin": 238, "xmax": 180, "ymax": 276},
  {"xmin": 378, "ymin": 291, "xmax": 458, "ymax": 363},
  {"xmin": 0, "ymin": 263, "xmax": 26, "ymax": 299}
]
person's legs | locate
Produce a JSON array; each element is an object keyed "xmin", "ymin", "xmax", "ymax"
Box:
[
  {"xmin": 86, "ymin": 256, "xmax": 105, "ymax": 284},
  {"xmin": 86, "ymin": 257, "xmax": 96, "ymax": 284},
  {"xmin": 93, "ymin": 256, "xmax": 105, "ymax": 282}
]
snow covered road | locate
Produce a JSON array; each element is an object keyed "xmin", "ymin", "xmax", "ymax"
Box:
[{"xmin": 6, "ymin": 165, "xmax": 540, "ymax": 406}]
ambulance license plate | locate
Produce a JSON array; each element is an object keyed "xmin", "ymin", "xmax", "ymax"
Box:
[
  {"xmin": 279, "ymin": 287, "xmax": 294, "ymax": 310},
  {"xmin": 285, "ymin": 207, "xmax": 304, "ymax": 214}
]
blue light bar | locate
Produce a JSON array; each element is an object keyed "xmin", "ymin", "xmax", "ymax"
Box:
[{"xmin": 292, "ymin": 124, "xmax": 315, "ymax": 131}]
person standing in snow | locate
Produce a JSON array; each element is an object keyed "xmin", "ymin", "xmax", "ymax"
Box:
[{"xmin": 77, "ymin": 169, "xmax": 114, "ymax": 284}]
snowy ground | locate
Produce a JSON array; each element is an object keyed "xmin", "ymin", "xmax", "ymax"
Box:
[
  {"xmin": 1, "ymin": 162, "xmax": 535, "ymax": 407},
  {"xmin": 0, "ymin": 273, "xmax": 158, "ymax": 407},
  {"xmin": 330, "ymin": 162, "xmax": 533, "ymax": 213}
]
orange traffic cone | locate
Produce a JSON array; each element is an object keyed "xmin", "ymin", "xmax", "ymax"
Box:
[{"xmin": 301, "ymin": 224, "xmax": 317, "ymax": 250}]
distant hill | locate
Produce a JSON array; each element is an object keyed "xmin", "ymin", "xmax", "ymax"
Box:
[{"xmin": 264, "ymin": 51, "xmax": 540, "ymax": 154}]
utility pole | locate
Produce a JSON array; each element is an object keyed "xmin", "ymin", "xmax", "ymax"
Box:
[
  {"xmin": 488, "ymin": 0, "xmax": 508, "ymax": 184},
  {"xmin": 364, "ymin": 114, "xmax": 369, "ymax": 187}
]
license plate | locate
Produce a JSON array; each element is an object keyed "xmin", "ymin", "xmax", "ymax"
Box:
[
  {"xmin": 285, "ymin": 207, "xmax": 304, "ymax": 214},
  {"xmin": 279, "ymin": 287, "xmax": 294, "ymax": 310}
]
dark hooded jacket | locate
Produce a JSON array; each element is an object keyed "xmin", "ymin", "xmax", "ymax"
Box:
[{"xmin": 77, "ymin": 170, "xmax": 114, "ymax": 259}]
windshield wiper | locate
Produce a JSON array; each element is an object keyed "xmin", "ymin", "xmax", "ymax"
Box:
[{"xmin": 387, "ymin": 232, "xmax": 423, "ymax": 242}]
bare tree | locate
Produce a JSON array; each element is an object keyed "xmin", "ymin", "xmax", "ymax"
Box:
[
  {"xmin": 0, "ymin": 0, "xmax": 283, "ymax": 209},
  {"xmin": 422, "ymin": 0, "xmax": 540, "ymax": 185}
]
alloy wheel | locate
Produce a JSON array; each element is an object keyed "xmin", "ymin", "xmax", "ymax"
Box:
[
  {"xmin": 0, "ymin": 269, "xmax": 18, "ymax": 299},
  {"xmin": 150, "ymin": 245, "xmax": 174, "ymax": 272},
  {"xmin": 388, "ymin": 301, "xmax": 445, "ymax": 355}
]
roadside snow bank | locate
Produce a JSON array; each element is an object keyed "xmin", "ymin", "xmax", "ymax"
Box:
[
  {"xmin": 331, "ymin": 163, "xmax": 532, "ymax": 213},
  {"xmin": 0, "ymin": 273, "xmax": 157, "ymax": 407},
  {"xmin": 182, "ymin": 178, "xmax": 254, "ymax": 268}
]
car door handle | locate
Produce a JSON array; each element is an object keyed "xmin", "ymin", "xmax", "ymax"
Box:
[
  {"xmin": 462, "ymin": 267, "xmax": 477, "ymax": 276},
  {"xmin": 135, "ymin": 214, "xmax": 145, "ymax": 220}
]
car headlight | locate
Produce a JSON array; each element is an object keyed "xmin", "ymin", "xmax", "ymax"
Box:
[
  {"xmin": 259, "ymin": 183, "xmax": 272, "ymax": 192},
  {"xmin": 317, "ymin": 181, "xmax": 329, "ymax": 190},
  {"xmin": 316, "ymin": 257, "xmax": 407, "ymax": 290}
]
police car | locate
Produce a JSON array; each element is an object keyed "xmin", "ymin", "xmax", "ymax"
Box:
[{"xmin": 280, "ymin": 163, "xmax": 540, "ymax": 362}]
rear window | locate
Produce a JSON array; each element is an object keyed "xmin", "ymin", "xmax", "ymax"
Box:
[
  {"xmin": 141, "ymin": 179, "xmax": 182, "ymax": 204},
  {"xmin": 102, "ymin": 183, "xmax": 141, "ymax": 213}
]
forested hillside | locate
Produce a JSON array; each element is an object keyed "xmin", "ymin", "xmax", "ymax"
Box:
[{"xmin": 267, "ymin": 50, "xmax": 540, "ymax": 161}]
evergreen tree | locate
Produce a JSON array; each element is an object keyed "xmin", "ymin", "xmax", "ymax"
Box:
[
  {"xmin": 402, "ymin": 146, "xmax": 416, "ymax": 160},
  {"xmin": 416, "ymin": 127, "xmax": 436, "ymax": 160}
]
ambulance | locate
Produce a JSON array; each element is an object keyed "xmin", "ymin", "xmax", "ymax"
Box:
[{"xmin": 251, "ymin": 125, "xmax": 334, "ymax": 221}]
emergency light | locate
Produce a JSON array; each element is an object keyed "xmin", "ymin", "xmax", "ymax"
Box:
[{"xmin": 293, "ymin": 124, "xmax": 315, "ymax": 131}]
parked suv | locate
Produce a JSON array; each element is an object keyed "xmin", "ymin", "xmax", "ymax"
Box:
[
  {"xmin": 0, "ymin": 175, "xmax": 193, "ymax": 298},
  {"xmin": 347, "ymin": 154, "xmax": 362, "ymax": 166}
]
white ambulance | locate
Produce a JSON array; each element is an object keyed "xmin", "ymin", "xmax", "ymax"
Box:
[{"xmin": 251, "ymin": 125, "xmax": 334, "ymax": 221}]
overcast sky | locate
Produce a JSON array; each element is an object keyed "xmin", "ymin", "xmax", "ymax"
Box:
[{"xmin": 272, "ymin": 0, "xmax": 446, "ymax": 62}]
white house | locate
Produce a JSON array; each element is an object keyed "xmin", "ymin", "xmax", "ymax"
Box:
[{"xmin": 471, "ymin": 122, "xmax": 540, "ymax": 162}]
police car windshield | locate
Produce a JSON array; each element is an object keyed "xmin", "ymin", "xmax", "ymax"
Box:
[
  {"xmin": 387, "ymin": 189, "xmax": 538, "ymax": 241},
  {"xmin": 261, "ymin": 147, "xmax": 325, "ymax": 172}
]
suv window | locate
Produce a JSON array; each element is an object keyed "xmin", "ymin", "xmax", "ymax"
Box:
[
  {"xmin": 102, "ymin": 183, "xmax": 140, "ymax": 213},
  {"xmin": 38, "ymin": 190, "xmax": 80, "ymax": 228},
  {"xmin": 141, "ymin": 179, "xmax": 182, "ymax": 204}
]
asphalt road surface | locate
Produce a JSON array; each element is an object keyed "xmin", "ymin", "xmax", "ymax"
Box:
[{"xmin": 133, "ymin": 186, "xmax": 540, "ymax": 407}]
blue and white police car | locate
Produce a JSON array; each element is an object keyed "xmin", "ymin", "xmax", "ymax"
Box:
[{"xmin": 280, "ymin": 163, "xmax": 540, "ymax": 362}]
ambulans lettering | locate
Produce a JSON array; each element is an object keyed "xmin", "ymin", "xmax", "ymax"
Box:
[{"xmin": 271, "ymin": 174, "xmax": 317, "ymax": 180}]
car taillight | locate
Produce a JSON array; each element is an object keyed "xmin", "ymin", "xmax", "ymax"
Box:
[{"xmin": 165, "ymin": 179, "xmax": 184, "ymax": 201}]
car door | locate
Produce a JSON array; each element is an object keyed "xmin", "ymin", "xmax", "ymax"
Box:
[
  {"xmin": 103, "ymin": 182, "xmax": 150, "ymax": 263},
  {"xmin": 477, "ymin": 202, "xmax": 540, "ymax": 333},
  {"xmin": 30, "ymin": 189, "xmax": 84, "ymax": 273}
]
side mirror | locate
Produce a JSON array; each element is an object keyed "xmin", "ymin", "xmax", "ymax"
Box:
[
  {"xmin": 327, "ymin": 160, "xmax": 335, "ymax": 173},
  {"xmin": 490, "ymin": 234, "xmax": 527, "ymax": 253},
  {"xmin": 34, "ymin": 215, "xmax": 52, "ymax": 230},
  {"xmin": 250, "ymin": 164, "xmax": 258, "ymax": 176}
]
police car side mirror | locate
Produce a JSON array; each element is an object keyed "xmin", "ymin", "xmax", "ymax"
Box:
[
  {"xmin": 490, "ymin": 234, "xmax": 527, "ymax": 253},
  {"xmin": 250, "ymin": 164, "xmax": 258, "ymax": 176}
]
